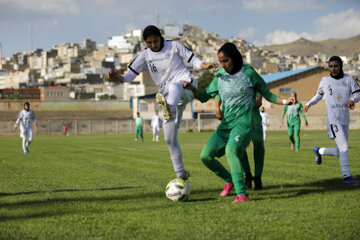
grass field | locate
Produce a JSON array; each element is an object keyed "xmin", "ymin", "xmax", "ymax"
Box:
[{"xmin": 0, "ymin": 130, "xmax": 359, "ymax": 240}]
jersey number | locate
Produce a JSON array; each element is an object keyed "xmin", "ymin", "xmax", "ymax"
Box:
[
  {"xmin": 328, "ymin": 86, "xmax": 333, "ymax": 95},
  {"xmin": 149, "ymin": 63, "xmax": 157, "ymax": 73}
]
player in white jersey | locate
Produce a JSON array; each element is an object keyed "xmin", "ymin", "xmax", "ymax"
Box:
[
  {"xmin": 108, "ymin": 25, "xmax": 216, "ymax": 180},
  {"xmin": 13, "ymin": 102, "xmax": 38, "ymax": 154},
  {"xmin": 259, "ymin": 106, "xmax": 270, "ymax": 140},
  {"xmin": 304, "ymin": 56, "xmax": 360, "ymax": 184},
  {"xmin": 151, "ymin": 110, "xmax": 162, "ymax": 142}
]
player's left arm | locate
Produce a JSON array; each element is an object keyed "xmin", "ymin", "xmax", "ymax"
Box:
[
  {"xmin": 346, "ymin": 77, "xmax": 360, "ymax": 110},
  {"xmin": 174, "ymin": 41, "xmax": 217, "ymax": 70},
  {"xmin": 299, "ymin": 102, "xmax": 308, "ymax": 126},
  {"xmin": 250, "ymin": 68, "xmax": 294, "ymax": 105}
]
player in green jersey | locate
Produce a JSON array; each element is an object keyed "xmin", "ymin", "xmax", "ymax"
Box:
[
  {"xmin": 281, "ymin": 92, "xmax": 308, "ymax": 151},
  {"xmin": 215, "ymin": 94, "xmax": 265, "ymax": 190},
  {"xmin": 134, "ymin": 112, "xmax": 144, "ymax": 142},
  {"xmin": 184, "ymin": 43, "xmax": 294, "ymax": 203}
]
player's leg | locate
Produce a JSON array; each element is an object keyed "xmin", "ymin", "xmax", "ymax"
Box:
[
  {"xmin": 227, "ymin": 125, "xmax": 252, "ymax": 202},
  {"xmin": 294, "ymin": 124, "xmax": 300, "ymax": 151},
  {"xmin": 26, "ymin": 128, "xmax": 33, "ymax": 151},
  {"xmin": 155, "ymin": 126, "xmax": 160, "ymax": 141},
  {"xmin": 22, "ymin": 137, "xmax": 27, "ymax": 153},
  {"xmin": 200, "ymin": 130, "xmax": 234, "ymax": 196},
  {"xmin": 313, "ymin": 123, "xmax": 339, "ymax": 164},
  {"xmin": 152, "ymin": 126, "xmax": 156, "ymax": 141},
  {"xmin": 162, "ymin": 111, "xmax": 188, "ymax": 179},
  {"xmin": 263, "ymin": 126, "xmax": 267, "ymax": 141},
  {"xmin": 287, "ymin": 123, "xmax": 295, "ymax": 149},
  {"xmin": 241, "ymin": 151, "xmax": 253, "ymax": 189},
  {"xmin": 135, "ymin": 126, "xmax": 139, "ymax": 142},
  {"xmin": 252, "ymin": 123, "xmax": 265, "ymax": 190},
  {"xmin": 333, "ymin": 125, "xmax": 357, "ymax": 183}
]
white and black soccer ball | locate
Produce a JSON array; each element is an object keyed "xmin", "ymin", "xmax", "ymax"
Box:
[{"xmin": 165, "ymin": 178, "xmax": 190, "ymax": 202}]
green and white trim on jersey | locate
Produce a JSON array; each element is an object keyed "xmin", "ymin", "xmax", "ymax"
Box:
[{"xmin": 197, "ymin": 65, "xmax": 278, "ymax": 129}]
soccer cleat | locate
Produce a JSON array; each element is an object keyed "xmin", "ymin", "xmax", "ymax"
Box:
[
  {"xmin": 313, "ymin": 147, "xmax": 322, "ymax": 165},
  {"xmin": 152, "ymin": 137, "xmax": 155, "ymax": 141},
  {"xmin": 178, "ymin": 170, "xmax": 190, "ymax": 180},
  {"xmin": 24, "ymin": 150, "xmax": 29, "ymax": 154},
  {"xmin": 156, "ymin": 93, "xmax": 172, "ymax": 120},
  {"xmin": 343, "ymin": 177, "xmax": 359, "ymax": 184},
  {"xmin": 291, "ymin": 143, "xmax": 294, "ymax": 150},
  {"xmin": 220, "ymin": 183, "xmax": 234, "ymax": 197},
  {"xmin": 245, "ymin": 173, "xmax": 253, "ymax": 189},
  {"xmin": 232, "ymin": 194, "xmax": 250, "ymax": 203},
  {"xmin": 296, "ymin": 148, "xmax": 299, "ymax": 152},
  {"xmin": 254, "ymin": 176, "xmax": 263, "ymax": 190},
  {"xmin": 135, "ymin": 138, "xmax": 138, "ymax": 142}
]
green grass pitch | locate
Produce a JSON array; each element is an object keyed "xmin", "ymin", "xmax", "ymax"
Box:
[{"xmin": 1, "ymin": 130, "xmax": 359, "ymax": 239}]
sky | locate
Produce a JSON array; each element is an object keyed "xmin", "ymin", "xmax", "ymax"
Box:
[{"xmin": 0, "ymin": 0, "xmax": 360, "ymax": 58}]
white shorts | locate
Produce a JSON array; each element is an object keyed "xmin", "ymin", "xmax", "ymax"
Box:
[
  {"xmin": 327, "ymin": 123, "xmax": 348, "ymax": 139},
  {"xmin": 20, "ymin": 127, "xmax": 33, "ymax": 138}
]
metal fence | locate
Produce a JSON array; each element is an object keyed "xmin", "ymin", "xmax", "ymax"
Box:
[
  {"xmin": 1, "ymin": 119, "xmax": 197, "ymax": 136},
  {"xmin": 1, "ymin": 113, "xmax": 360, "ymax": 136}
]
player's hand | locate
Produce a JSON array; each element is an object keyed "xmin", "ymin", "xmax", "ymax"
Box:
[
  {"xmin": 207, "ymin": 62, "xmax": 218, "ymax": 69},
  {"xmin": 305, "ymin": 121, "xmax": 309, "ymax": 127},
  {"xmin": 286, "ymin": 97, "xmax": 295, "ymax": 105},
  {"xmin": 215, "ymin": 110, "xmax": 222, "ymax": 120},
  {"xmin": 107, "ymin": 70, "xmax": 123, "ymax": 83},
  {"xmin": 13, "ymin": 125, "xmax": 17, "ymax": 131},
  {"xmin": 345, "ymin": 100, "xmax": 355, "ymax": 110},
  {"xmin": 253, "ymin": 99, "xmax": 262, "ymax": 109},
  {"xmin": 281, "ymin": 119, "xmax": 284, "ymax": 125},
  {"xmin": 303, "ymin": 105, "xmax": 309, "ymax": 112}
]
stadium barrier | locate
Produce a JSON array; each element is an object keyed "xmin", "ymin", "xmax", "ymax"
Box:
[{"xmin": 1, "ymin": 113, "xmax": 360, "ymax": 136}]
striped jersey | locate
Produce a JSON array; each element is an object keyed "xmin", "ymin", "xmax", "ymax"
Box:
[
  {"xmin": 306, "ymin": 75, "xmax": 360, "ymax": 125},
  {"xmin": 16, "ymin": 110, "xmax": 36, "ymax": 129},
  {"xmin": 128, "ymin": 40, "xmax": 202, "ymax": 91}
]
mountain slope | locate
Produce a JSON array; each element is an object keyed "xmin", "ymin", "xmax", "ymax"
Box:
[{"xmin": 262, "ymin": 35, "xmax": 360, "ymax": 57}]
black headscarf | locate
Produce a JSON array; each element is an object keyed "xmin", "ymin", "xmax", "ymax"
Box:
[
  {"xmin": 24, "ymin": 102, "xmax": 30, "ymax": 111},
  {"xmin": 218, "ymin": 43, "xmax": 243, "ymax": 75},
  {"xmin": 142, "ymin": 25, "xmax": 164, "ymax": 52},
  {"xmin": 328, "ymin": 56, "xmax": 344, "ymax": 79}
]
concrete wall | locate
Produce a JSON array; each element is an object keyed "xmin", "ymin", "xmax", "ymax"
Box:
[{"xmin": 0, "ymin": 100, "xmax": 130, "ymax": 111}]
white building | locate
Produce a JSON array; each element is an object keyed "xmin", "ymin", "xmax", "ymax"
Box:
[{"xmin": 165, "ymin": 24, "xmax": 180, "ymax": 37}]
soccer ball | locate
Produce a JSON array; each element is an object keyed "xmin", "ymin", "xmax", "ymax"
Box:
[{"xmin": 165, "ymin": 178, "xmax": 190, "ymax": 202}]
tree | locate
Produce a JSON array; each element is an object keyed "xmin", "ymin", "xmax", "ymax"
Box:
[
  {"xmin": 98, "ymin": 94, "xmax": 116, "ymax": 100},
  {"xmin": 197, "ymin": 70, "xmax": 215, "ymax": 92}
]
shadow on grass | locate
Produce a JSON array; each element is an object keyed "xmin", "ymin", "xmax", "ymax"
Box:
[
  {"xmin": 0, "ymin": 186, "xmax": 134, "ymax": 198},
  {"xmin": 252, "ymin": 175, "xmax": 360, "ymax": 201}
]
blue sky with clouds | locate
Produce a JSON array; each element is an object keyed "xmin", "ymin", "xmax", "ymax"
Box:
[{"xmin": 0, "ymin": 0, "xmax": 359, "ymax": 57}]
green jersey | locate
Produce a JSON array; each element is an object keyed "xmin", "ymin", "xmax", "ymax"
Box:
[
  {"xmin": 135, "ymin": 117, "xmax": 144, "ymax": 126},
  {"xmin": 281, "ymin": 102, "xmax": 307, "ymax": 125},
  {"xmin": 197, "ymin": 65, "xmax": 278, "ymax": 130}
]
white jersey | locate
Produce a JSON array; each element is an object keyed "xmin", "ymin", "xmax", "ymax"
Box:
[
  {"xmin": 128, "ymin": 40, "xmax": 203, "ymax": 92},
  {"xmin": 16, "ymin": 109, "xmax": 36, "ymax": 130},
  {"xmin": 151, "ymin": 115, "xmax": 162, "ymax": 127},
  {"xmin": 260, "ymin": 111, "xmax": 270, "ymax": 126},
  {"xmin": 306, "ymin": 75, "xmax": 360, "ymax": 125}
]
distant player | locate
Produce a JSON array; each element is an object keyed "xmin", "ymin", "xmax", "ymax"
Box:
[
  {"xmin": 281, "ymin": 92, "xmax": 308, "ymax": 151},
  {"xmin": 108, "ymin": 25, "xmax": 216, "ymax": 180},
  {"xmin": 151, "ymin": 110, "xmax": 162, "ymax": 142},
  {"xmin": 13, "ymin": 102, "xmax": 38, "ymax": 154},
  {"xmin": 304, "ymin": 56, "xmax": 360, "ymax": 184},
  {"xmin": 134, "ymin": 112, "xmax": 144, "ymax": 142},
  {"xmin": 259, "ymin": 106, "xmax": 270, "ymax": 141}
]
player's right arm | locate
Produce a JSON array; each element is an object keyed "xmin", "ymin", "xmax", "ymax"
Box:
[
  {"xmin": 183, "ymin": 73, "xmax": 219, "ymax": 102},
  {"xmin": 13, "ymin": 111, "xmax": 22, "ymax": 130},
  {"xmin": 304, "ymin": 78, "xmax": 325, "ymax": 112},
  {"xmin": 108, "ymin": 52, "xmax": 147, "ymax": 83}
]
